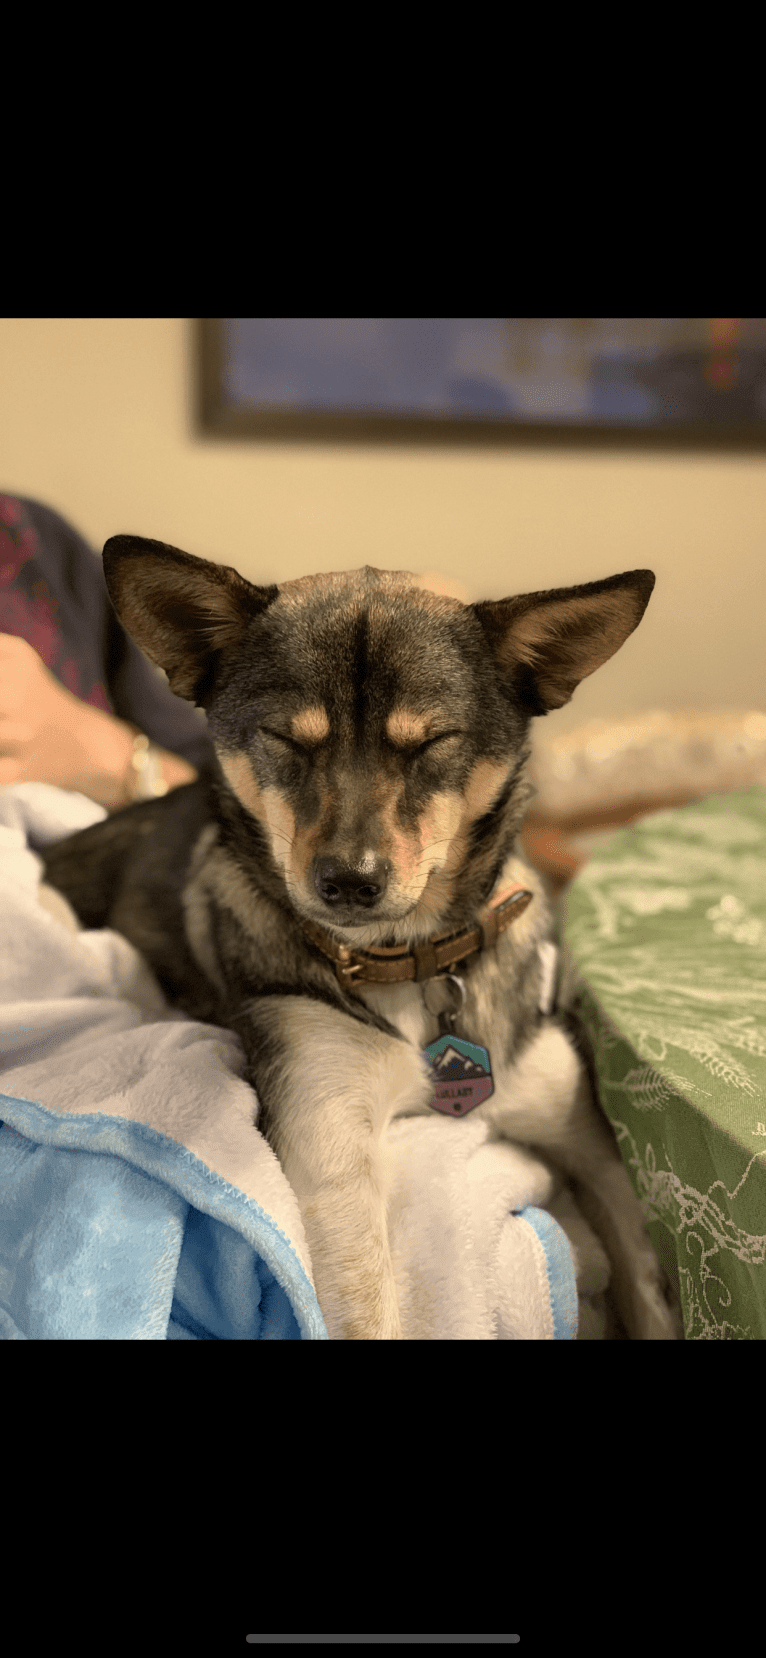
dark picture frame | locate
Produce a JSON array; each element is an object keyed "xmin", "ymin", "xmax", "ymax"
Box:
[{"xmin": 197, "ymin": 319, "xmax": 766, "ymax": 450}]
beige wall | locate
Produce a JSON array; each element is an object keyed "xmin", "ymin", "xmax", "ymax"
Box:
[{"xmin": 2, "ymin": 317, "xmax": 764, "ymax": 737}]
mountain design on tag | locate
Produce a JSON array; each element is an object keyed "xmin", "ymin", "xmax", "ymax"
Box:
[
  {"xmin": 423, "ymin": 1033, "xmax": 494, "ymax": 1117},
  {"xmin": 431, "ymin": 1042, "xmax": 488, "ymax": 1081}
]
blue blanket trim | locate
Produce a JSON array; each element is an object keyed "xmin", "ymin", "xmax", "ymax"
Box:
[
  {"xmin": 516, "ymin": 1205, "xmax": 579, "ymax": 1339},
  {"xmin": 0, "ymin": 1094, "xmax": 328, "ymax": 1341}
]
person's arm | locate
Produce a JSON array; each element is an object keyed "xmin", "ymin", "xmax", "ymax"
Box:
[
  {"xmin": 0, "ymin": 632, "xmax": 197, "ymax": 810},
  {"xmin": 76, "ymin": 704, "xmax": 198, "ymax": 809}
]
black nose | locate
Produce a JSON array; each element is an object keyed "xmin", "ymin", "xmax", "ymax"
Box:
[{"xmin": 313, "ymin": 855, "xmax": 389, "ymax": 909}]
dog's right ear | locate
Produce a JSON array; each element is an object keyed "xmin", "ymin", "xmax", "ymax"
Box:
[
  {"xmin": 102, "ymin": 536, "xmax": 279, "ymax": 703},
  {"xmin": 471, "ymin": 568, "xmax": 655, "ymax": 715}
]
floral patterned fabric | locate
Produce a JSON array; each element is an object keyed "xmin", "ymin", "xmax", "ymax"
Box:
[{"xmin": 561, "ymin": 787, "xmax": 766, "ymax": 1341}]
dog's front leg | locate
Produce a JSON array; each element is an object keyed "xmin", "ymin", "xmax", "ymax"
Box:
[
  {"xmin": 484, "ymin": 1021, "xmax": 682, "ymax": 1340},
  {"xmin": 237, "ymin": 997, "xmax": 432, "ymax": 1339}
]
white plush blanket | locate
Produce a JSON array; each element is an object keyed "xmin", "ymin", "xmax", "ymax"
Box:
[{"xmin": 0, "ymin": 783, "xmax": 612, "ymax": 1340}]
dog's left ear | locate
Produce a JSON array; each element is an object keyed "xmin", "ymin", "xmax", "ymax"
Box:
[{"xmin": 471, "ymin": 569, "xmax": 655, "ymax": 714}]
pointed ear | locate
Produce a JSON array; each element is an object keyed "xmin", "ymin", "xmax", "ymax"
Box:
[
  {"xmin": 471, "ymin": 569, "xmax": 655, "ymax": 714},
  {"xmin": 102, "ymin": 535, "xmax": 278, "ymax": 703}
]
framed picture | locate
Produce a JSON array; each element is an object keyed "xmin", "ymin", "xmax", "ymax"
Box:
[{"xmin": 197, "ymin": 319, "xmax": 766, "ymax": 449}]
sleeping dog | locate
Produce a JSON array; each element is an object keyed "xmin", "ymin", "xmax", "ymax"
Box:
[{"xmin": 42, "ymin": 536, "xmax": 681, "ymax": 1339}]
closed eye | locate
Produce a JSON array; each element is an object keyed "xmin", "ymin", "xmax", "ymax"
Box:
[
  {"xmin": 260, "ymin": 728, "xmax": 308, "ymax": 754},
  {"xmin": 410, "ymin": 731, "xmax": 462, "ymax": 755}
]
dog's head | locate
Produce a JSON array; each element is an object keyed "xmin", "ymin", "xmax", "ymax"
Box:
[{"xmin": 102, "ymin": 536, "xmax": 654, "ymax": 944}]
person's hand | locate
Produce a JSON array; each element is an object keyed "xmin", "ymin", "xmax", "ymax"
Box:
[{"xmin": 0, "ymin": 631, "xmax": 136, "ymax": 803}]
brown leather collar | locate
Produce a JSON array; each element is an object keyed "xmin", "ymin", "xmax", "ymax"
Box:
[{"xmin": 300, "ymin": 882, "xmax": 534, "ymax": 990}]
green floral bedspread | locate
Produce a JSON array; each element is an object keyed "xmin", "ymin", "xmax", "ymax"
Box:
[{"xmin": 561, "ymin": 787, "xmax": 766, "ymax": 1340}]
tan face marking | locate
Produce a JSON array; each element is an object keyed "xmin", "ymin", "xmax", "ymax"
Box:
[
  {"xmin": 220, "ymin": 749, "xmax": 334, "ymax": 896},
  {"xmin": 393, "ymin": 791, "xmax": 453, "ymax": 883},
  {"xmin": 413, "ymin": 758, "xmax": 513, "ymax": 922},
  {"xmin": 219, "ymin": 751, "xmax": 261, "ymax": 815},
  {"xmin": 386, "ymin": 707, "xmax": 438, "ymax": 748},
  {"xmin": 290, "ymin": 705, "xmax": 330, "ymax": 745},
  {"xmin": 461, "ymin": 757, "xmax": 512, "ymax": 821},
  {"xmin": 219, "ymin": 751, "xmax": 297, "ymax": 878}
]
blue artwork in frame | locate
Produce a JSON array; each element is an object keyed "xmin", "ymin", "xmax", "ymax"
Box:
[{"xmin": 197, "ymin": 319, "xmax": 766, "ymax": 447}]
